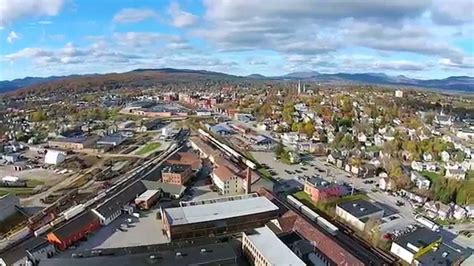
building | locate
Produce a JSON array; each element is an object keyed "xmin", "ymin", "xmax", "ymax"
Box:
[
  {"xmin": 93, "ymin": 181, "xmax": 146, "ymax": 225},
  {"xmin": 161, "ymin": 193, "xmax": 279, "ymax": 240},
  {"xmin": 212, "ymin": 164, "xmax": 241, "ymax": 195},
  {"xmin": 336, "ymin": 199, "xmax": 384, "ymax": 231},
  {"xmin": 36, "ymin": 242, "xmax": 237, "ymax": 266},
  {"xmin": 44, "ymin": 149, "xmax": 66, "ymax": 165},
  {"xmin": 141, "ymin": 180, "xmax": 186, "ymax": 199},
  {"xmin": 410, "ymin": 171, "xmax": 431, "ymax": 190},
  {"xmin": 395, "ymin": 90, "xmax": 403, "ymax": 98},
  {"xmin": 161, "ymin": 163, "xmax": 193, "ymax": 186},
  {"xmin": 25, "ymin": 239, "xmax": 56, "ymax": 265},
  {"xmin": 48, "ymin": 136, "xmax": 99, "ymax": 150},
  {"xmin": 47, "ymin": 211, "xmax": 100, "ymax": 250},
  {"xmin": 166, "ymin": 152, "xmax": 202, "ymax": 172},
  {"xmin": 445, "ymin": 168, "xmax": 466, "ymax": 180},
  {"xmin": 242, "ymin": 226, "xmax": 305, "ymax": 266},
  {"xmin": 304, "ymin": 177, "xmax": 342, "ymax": 202},
  {"xmin": 134, "ymin": 190, "xmax": 160, "ymax": 210},
  {"xmin": 390, "ymin": 227, "xmax": 442, "ymax": 264},
  {"xmin": 96, "ymin": 133, "xmax": 127, "ymax": 147},
  {"xmin": 0, "ymin": 194, "xmax": 19, "ymax": 222},
  {"xmin": 379, "ymin": 177, "xmax": 394, "ymax": 191}
]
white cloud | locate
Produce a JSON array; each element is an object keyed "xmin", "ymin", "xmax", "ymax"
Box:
[
  {"xmin": 168, "ymin": 2, "xmax": 198, "ymax": 28},
  {"xmin": 431, "ymin": 0, "xmax": 474, "ymax": 25},
  {"xmin": 113, "ymin": 8, "xmax": 158, "ymax": 24},
  {"xmin": 0, "ymin": 0, "xmax": 64, "ymax": 27},
  {"xmin": 6, "ymin": 31, "xmax": 20, "ymax": 43}
]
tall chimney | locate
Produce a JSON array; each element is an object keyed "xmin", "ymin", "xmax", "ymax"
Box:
[{"xmin": 246, "ymin": 167, "xmax": 252, "ymax": 194}]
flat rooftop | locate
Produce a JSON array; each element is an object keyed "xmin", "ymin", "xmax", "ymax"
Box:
[
  {"xmin": 163, "ymin": 195, "xmax": 278, "ymax": 226},
  {"xmin": 417, "ymin": 242, "xmax": 467, "ymax": 266},
  {"xmin": 337, "ymin": 199, "xmax": 383, "ymax": 218},
  {"xmin": 394, "ymin": 227, "xmax": 441, "ymax": 251},
  {"xmin": 305, "ymin": 176, "xmax": 335, "ymax": 189},
  {"xmin": 245, "ymin": 226, "xmax": 305, "ymax": 266}
]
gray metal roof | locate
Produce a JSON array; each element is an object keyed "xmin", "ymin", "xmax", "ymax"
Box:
[{"xmin": 163, "ymin": 196, "xmax": 278, "ymax": 226}]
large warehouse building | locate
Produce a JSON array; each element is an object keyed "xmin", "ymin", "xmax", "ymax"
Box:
[{"xmin": 161, "ymin": 193, "xmax": 279, "ymax": 240}]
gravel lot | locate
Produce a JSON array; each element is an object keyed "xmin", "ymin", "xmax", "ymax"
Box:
[{"xmin": 0, "ymin": 166, "xmax": 64, "ymax": 185}]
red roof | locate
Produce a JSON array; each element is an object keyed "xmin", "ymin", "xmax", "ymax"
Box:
[{"xmin": 213, "ymin": 165, "xmax": 236, "ymax": 182}]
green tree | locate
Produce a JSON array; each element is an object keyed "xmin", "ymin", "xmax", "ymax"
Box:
[
  {"xmin": 31, "ymin": 110, "xmax": 47, "ymax": 122},
  {"xmin": 302, "ymin": 121, "xmax": 315, "ymax": 136}
]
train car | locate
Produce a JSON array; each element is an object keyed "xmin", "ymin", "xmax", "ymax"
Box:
[
  {"xmin": 286, "ymin": 195, "xmax": 304, "ymax": 210},
  {"xmin": 34, "ymin": 224, "xmax": 52, "ymax": 237},
  {"xmin": 300, "ymin": 205, "xmax": 320, "ymax": 222},
  {"xmin": 62, "ymin": 204, "xmax": 85, "ymax": 221},
  {"xmin": 317, "ymin": 217, "xmax": 339, "ymax": 235},
  {"xmin": 49, "ymin": 216, "xmax": 65, "ymax": 227}
]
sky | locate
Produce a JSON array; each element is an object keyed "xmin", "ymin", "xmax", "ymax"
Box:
[{"xmin": 0, "ymin": 0, "xmax": 473, "ymax": 81}]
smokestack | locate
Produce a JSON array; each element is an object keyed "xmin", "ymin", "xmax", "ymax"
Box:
[{"xmin": 246, "ymin": 167, "xmax": 251, "ymax": 194}]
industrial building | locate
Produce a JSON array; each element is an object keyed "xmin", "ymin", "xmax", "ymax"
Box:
[
  {"xmin": 390, "ymin": 227, "xmax": 442, "ymax": 264},
  {"xmin": 242, "ymin": 226, "xmax": 305, "ymax": 266},
  {"xmin": 0, "ymin": 194, "xmax": 19, "ymax": 222},
  {"xmin": 36, "ymin": 242, "xmax": 238, "ymax": 266},
  {"xmin": 161, "ymin": 193, "xmax": 279, "ymax": 240},
  {"xmin": 48, "ymin": 136, "xmax": 99, "ymax": 150},
  {"xmin": 335, "ymin": 199, "xmax": 384, "ymax": 231},
  {"xmin": 47, "ymin": 211, "xmax": 100, "ymax": 250},
  {"xmin": 93, "ymin": 181, "xmax": 146, "ymax": 225},
  {"xmin": 161, "ymin": 163, "xmax": 193, "ymax": 186},
  {"xmin": 134, "ymin": 190, "xmax": 160, "ymax": 210}
]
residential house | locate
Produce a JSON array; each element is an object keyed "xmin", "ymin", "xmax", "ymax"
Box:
[
  {"xmin": 440, "ymin": 151, "xmax": 450, "ymax": 162},
  {"xmin": 358, "ymin": 163, "xmax": 377, "ymax": 179},
  {"xmin": 410, "ymin": 171, "xmax": 431, "ymax": 190},
  {"xmin": 423, "ymin": 153, "xmax": 433, "ymax": 162},
  {"xmin": 445, "ymin": 167, "xmax": 466, "ymax": 180},
  {"xmin": 379, "ymin": 177, "xmax": 394, "ymax": 191}
]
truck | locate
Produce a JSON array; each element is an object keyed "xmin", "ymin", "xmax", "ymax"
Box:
[{"xmin": 415, "ymin": 215, "xmax": 440, "ymax": 232}]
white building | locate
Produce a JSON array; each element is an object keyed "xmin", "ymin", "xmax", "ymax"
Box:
[
  {"xmin": 44, "ymin": 149, "xmax": 66, "ymax": 165},
  {"xmin": 212, "ymin": 165, "xmax": 241, "ymax": 195},
  {"xmin": 395, "ymin": 90, "xmax": 403, "ymax": 98},
  {"xmin": 242, "ymin": 226, "xmax": 305, "ymax": 266},
  {"xmin": 410, "ymin": 171, "xmax": 431, "ymax": 190},
  {"xmin": 335, "ymin": 199, "xmax": 384, "ymax": 231}
]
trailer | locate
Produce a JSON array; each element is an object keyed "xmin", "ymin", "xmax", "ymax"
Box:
[{"xmin": 415, "ymin": 215, "xmax": 440, "ymax": 232}]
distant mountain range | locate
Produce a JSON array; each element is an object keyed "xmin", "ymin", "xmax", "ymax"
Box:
[{"xmin": 1, "ymin": 68, "xmax": 473, "ymax": 94}]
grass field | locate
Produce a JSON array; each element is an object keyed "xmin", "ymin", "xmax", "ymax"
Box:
[
  {"xmin": 136, "ymin": 142, "xmax": 161, "ymax": 155},
  {"xmin": 420, "ymin": 170, "xmax": 441, "ymax": 182}
]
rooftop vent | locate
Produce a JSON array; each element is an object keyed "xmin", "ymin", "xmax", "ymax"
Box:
[
  {"xmin": 176, "ymin": 252, "xmax": 182, "ymax": 257},
  {"xmin": 200, "ymin": 248, "xmax": 207, "ymax": 253},
  {"xmin": 353, "ymin": 203, "xmax": 358, "ymax": 207},
  {"xmin": 360, "ymin": 207, "xmax": 366, "ymax": 211}
]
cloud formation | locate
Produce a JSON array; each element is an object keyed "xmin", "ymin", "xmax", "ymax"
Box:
[
  {"xmin": 113, "ymin": 8, "xmax": 158, "ymax": 24},
  {"xmin": 0, "ymin": 0, "xmax": 64, "ymax": 27}
]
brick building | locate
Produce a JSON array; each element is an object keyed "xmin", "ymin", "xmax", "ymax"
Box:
[
  {"xmin": 161, "ymin": 163, "xmax": 193, "ymax": 186},
  {"xmin": 304, "ymin": 177, "xmax": 342, "ymax": 202}
]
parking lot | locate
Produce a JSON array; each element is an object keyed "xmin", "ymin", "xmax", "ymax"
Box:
[
  {"xmin": 251, "ymin": 151, "xmax": 417, "ymax": 233},
  {"xmin": 59, "ymin": 208, "xmax": 169, "ymax": 258}
]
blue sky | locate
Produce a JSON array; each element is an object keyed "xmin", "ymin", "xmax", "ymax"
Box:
[{"xmin": 0, "ymin": 0, "xmax": 473, "ymax": 80}]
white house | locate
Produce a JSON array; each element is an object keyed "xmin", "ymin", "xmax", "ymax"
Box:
[
  {"xmin": 445, "ymin": 168, "xmax": 466, "ymax": 180},
  {"xmin": 410, "ymin": 171, "xmax": 431, "ymax": 190},
  {"xmin": 44, "ymin": 149, "xmax": 66, "ymax": 165},
  {"xmin": 395, "ymin": 90, "xmax": 403, "ymax": 98},
  {"xmin": 379, "ymin": 177, "xmax": 393, "ymax": 191},
  {"xmin": 423, "ymin": 153, "xmax": 433, "ymax": 162},
  {"xmin": 440, "ymin": 151, "xmax": 450, "ymax": 162}
]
